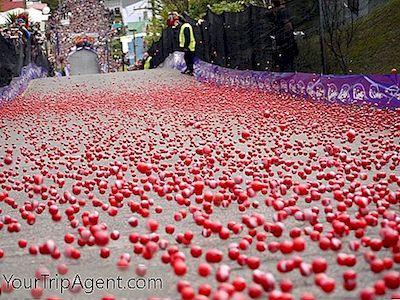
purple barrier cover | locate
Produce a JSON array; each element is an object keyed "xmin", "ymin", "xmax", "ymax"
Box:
[
  {"xmin": 0, "ymin": 64, "xmax": 48, "ymax": 105},
  {"xmin": 162, "ymin": 52, "xmax": 187, "ymax": 72},
  {"xmin": 193, "ymin": 60, "xmax": 400, "ymax": 109}
]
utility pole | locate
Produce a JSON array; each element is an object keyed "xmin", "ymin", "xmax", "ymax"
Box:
[
  {"xmin": 133, "ymin": 29, "xmax": 137, "ymax": 62},
  {"xmin": 106, "ymin": 39, "xmax": 110, "ymax": 72},
  {"xmin": 318, "ymin": 0, "xmax": 327, "ymax": 74}
]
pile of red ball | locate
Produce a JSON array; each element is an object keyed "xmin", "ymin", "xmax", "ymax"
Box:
[{"xmin": 0, "ymin": 76, "xmax": 399, "ymax": 300}]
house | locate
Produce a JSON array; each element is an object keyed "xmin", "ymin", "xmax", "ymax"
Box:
[
  {"xmin": 117, "ymin": 0, "xmax": 152, "ymax": 65},
  {"xmin": 121, "ymin": 0, "xmax": 151, "ymax": 25},
  {"xmin": 103, "ymin": 0, "xmax": 151, "ymax": 64},
  {"xmin": 0, "ymin": 0, "xmax": 50, "ymax": 30},
  {"xmin": 0, "ymin": 0, "xmax": 25, "ymax": 12}
]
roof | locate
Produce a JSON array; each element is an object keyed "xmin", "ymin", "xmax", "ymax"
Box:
[
  {"xmin": 127, "ymin": 21, "xmax": 146, "ymax": 33},
  {"xmin": 112, "ymin": 22, "xmax": 122, "ymax": 29},
  {"xmin": 0, "ymin": 0, "xmax": 25, "ymax": 12},
  {"xmin": 28, "ymin": 2, "xmax": 47, "ymax": 10},
  {"xmin": 103, "ymin": 0, "xmax": 143, "ymax": 9},
  {"xmin": 121, "ymin": 0, "xmax": 143, "ymax": 8}
]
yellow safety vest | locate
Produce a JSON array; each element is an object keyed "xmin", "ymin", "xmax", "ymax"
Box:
[
  {"xmin": 179, "ymin": 23, "xmax": 196, "ymax": 52},
  {"xmin": 144, "ymin": 56, "xmax": 152, "ymax": 70}
]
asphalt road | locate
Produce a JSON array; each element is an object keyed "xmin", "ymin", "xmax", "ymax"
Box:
[
  {"xmin": 69, "ymin": 50, "xmax": 100, "ymax": 76},
  {"xmin": 0, "ymin": 69, "xmax": 399, "ymax": 300}
]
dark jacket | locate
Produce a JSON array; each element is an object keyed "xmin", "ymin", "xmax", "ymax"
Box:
[{"xmin": 183, "ymin": 25, "xmax": 191, "ymax": 50}]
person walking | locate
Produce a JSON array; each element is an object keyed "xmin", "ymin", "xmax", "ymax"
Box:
[{"xmin": 178, "ymin": 16, "xmax": 196, "ymax": 76}]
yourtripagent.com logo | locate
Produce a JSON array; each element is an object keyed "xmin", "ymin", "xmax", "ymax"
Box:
[{"xmin": 1, "ymin": 273, "xmax": 163, "ymax": 294}]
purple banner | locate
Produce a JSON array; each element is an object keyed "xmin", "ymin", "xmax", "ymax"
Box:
[
  {"xmin": 0, "ymin": 64, "xmax": 48, "ymax": 105},
  {"xmin": 194, "ymin": 60, "xmax": 400, "ymax": 109},
  {"xmin": 162, "ymin": 52, "xmax": 187, "ymax": 72}
]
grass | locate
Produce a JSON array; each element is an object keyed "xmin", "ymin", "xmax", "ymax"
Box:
[
  {"xmin": 348, "ymin": 0, "xmax": 400, "ymax": 74},
  {"xmin": 296, "ymin": 0, "xmax": 400, "ymax": 74}
]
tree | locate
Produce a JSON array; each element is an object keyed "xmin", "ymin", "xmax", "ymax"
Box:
[
  {"xmin": 322, "ymin": 0, "xmax": 360, "ymax": 74},
  {"xmin": 149, "ymin": 0, "xmax": 270, "ymax": 22},
  {"xmin": 5, "ymin": 12, "xmax": 19, "ymax": 26},
  {"xmin": 42, "ymin": 0, "xmax": 59, "ymax": 11},
  {"xmin": 145, "ymin": 0, "xmax": 270, "ymax": 45},
  {"xmin": 209, "ymin": 1, "xmax": 246, "ymax": 15}
]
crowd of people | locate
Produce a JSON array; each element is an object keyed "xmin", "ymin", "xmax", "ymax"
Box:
[
  {"xmin": 1, "ymin": 0, "xmax": 298, "ymax": 76},
  {"xmin": 48, "ymin": 0, "xmax": 120, "ymax": 73},
  {"xmin": 0, "ymin": 14, "xmax": 46, "ymax": 47},
  {"xmin": 0, "ymin": 26, "xmax": 24, "ymax": 40},
  {"xmin": 0, "ymin": 13, "xmax": 50, "ymax": 86}
]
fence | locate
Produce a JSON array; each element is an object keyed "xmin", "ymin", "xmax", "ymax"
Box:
[
  {"xmin": 195, "ymin": 59, "xmax": 400, "ymax": 109},
  {"xmin": 147, "ymin": 0, "xmax": 395, "ymax": 74},
  {"xmin": 0, "ymin": 33, "xmax": 51, "ymax": 102},
  {"xmin": 0, "ymin": 34, "xmax": 51, "ymax": 87},
  {"xmin": 160, "ymin": 51, "xmax": 400, "ymax": 109},
  {"xmin": 148, "ymin": 3, "xmax": 319, "ymax": 72}
]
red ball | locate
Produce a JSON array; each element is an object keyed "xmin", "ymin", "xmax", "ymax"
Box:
[
  {"xmin": 293, "ymin": 237, "xmax": 306, "ymax": 252},
  {"xmin": 247, "ymin": 256, "xmax": 260, "ymax": 269},
  {"xmin": 165, "ymin": 224, "xmax": 175, "ymax": 234},
  {"xmin": 94, "ymin": 230, "xmax": 109, "ymax": 246},
  {"xmin": 198, "ymin": 263, "xmax": 211, "ymax": 277},
  {"xmin": 232, "ymin": 277, "xmax": 247, "ymax": 291},
  {"xmin": 373, "ymin": 280, "xmax": 386, "ymax": 295},
  {"xmin": 198, "ymin": 284, "xmax": 212, "ymax": 296},
  {"xmin": 190, "ymin": 245, "xmax": 202, "ymax": 258},
  {"xmin": 100, "ymin": 247, "xmax": 110, "ymax": 258},
  {"xmin": 370, "ymin": 259, "xmax": 384, "ymax": 273},
  {"xmin": 173, "ymin": 260, "xmax": 187, "ymax": 276},
  {"xmin": 280, "ymin": 240, "xmax": 294, "ymax": 254},
  {"xmin": 359, "ymin": 288, "xmax": 375, "ymax": 300},
  {"xmin": 312, "ymin": 257, "xmax": 327, "ymax": 273},
  {"xmin": 57, "ymin": 264, "xmax": 68, "ymax": 275},
  {"xmin": 18, "ymin": 239, "xmax": 27, "ymax": 248},
  {"xmin": 384, "ymin": 271, "xmax": 400, "ymax": 289},
  {"xmin": 280, "ymin": 279, "xmax": 293, "ymax": 292},
  {"xmin": 64, "ymin": 233, "xmax": 74, "ymax": 244},
  {"xmin": 300, "ymin": 293, "xmax": 315, "ymax": 300},
  {"xmin": 31, "ymin": 287, "xmax": 43, "ymax": 299},
  {"xmin": 205, "ymin": 249, "xmax": 223, "ymax": 263},
  {"xmin": 147, "ymin": 219, "xmax": 159, "ymax": 232},
  {"xmin": 320, "ymin": 277, "xmax": 335, "ymax": 293},
  {"xmin": 343, "ymin": 270, "xmax": 357, "ymax": 281},
  {"xmin": 181, "ymin": 286, "xmax": 195, "ymax": 300},
  {"xmin": 248, "ymin": 284, "xmax": 263, "ymax": 298}
]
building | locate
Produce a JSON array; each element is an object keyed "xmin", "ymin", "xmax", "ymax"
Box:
[
  {"xmin": 104, "ymin": 0, "xmax": 151, "ymax": 65},
  {"xmin": 0, "ymin": 0, "xmax": 27, "ymax": 12},
  {"xmin": 0, "ymin": 0, "xmax": 50, "ymax": 30},
  {"xmin": 122, "ymin": 0, "xmax": 151, "ymax": 64},
  {"xmin": 120, "ymin": 0, "xmax": 151, "ymax": 24}
]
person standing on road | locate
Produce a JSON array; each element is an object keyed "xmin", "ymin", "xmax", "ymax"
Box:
[
  {"xmin": 143, "ymin": 52, "xmax": 153, "ymax": 70},
  {"xmin": 177, "ymin": 16, "xmax": 196, "ymax": 76}
]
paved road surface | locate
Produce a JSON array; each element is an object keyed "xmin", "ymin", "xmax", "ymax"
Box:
[
  {"xmin": 69, "ymin": 50, "xmax": 100, "ymax": 76},
  {"xmin": 0, "ymin": 69, "xmax": 399, "ymax": 300}
]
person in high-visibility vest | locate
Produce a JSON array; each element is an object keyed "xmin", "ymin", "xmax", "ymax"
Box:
[
  {"xmin": 178, "ymin": 16, "xmax": 196, "ymax": 76},
  {"xmin": 143, "ymin": 53, "xmax": 153, "ymax": 70}
]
